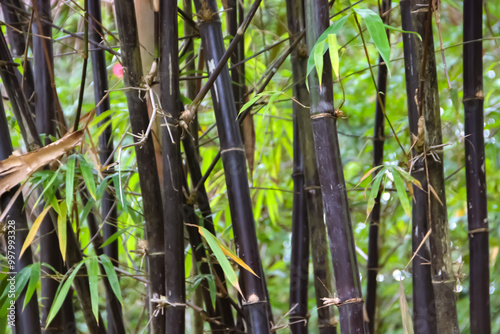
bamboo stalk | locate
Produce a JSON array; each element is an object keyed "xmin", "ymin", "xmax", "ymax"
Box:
[
  {"xmin": 88, "ymin": 0, "xmax": 123, "ymax": 330},
  {"xmin": 463, "ymin": 0, "xmax": 491, "ymax": 332},
  {"xmin": 192, "ymin": 0, "xmax": 271, "ymax": 331},
  {"xmin": 0, "ymin": 100, "xmax": 41, "ymax": 334},
  {"xmin": 305, "ymin": 0, "xmax": 366, "ymax": 332},
  {"xmin": 285, "ymin": 0, "xmax": 337, "ymax": 332},
  {"xmin": 400, "ymin": 1, "xmax": 437, "ymax": 333},
  {"xmin": 159, "ymin": 0, "xmax": 186, "ymax": 332},
  {"xmin": 365, "ymin": 1, "xmax": 391, "ymax": 332},
  {"xmin": 31, "ymin": 1, "xmax": 74, "ymax": 331},
  {"xmin": 409, "ymin": 1, "xmax": 458, "ymax": 332},
  {"xmin": 113, "ymin": 1, "xmax": 166, "ymax": 332}
]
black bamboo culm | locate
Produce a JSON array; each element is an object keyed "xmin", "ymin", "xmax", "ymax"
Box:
[
  {"xmin": 400, "ymin": 1, "xmax": 437, "ymax": 333},
  {"xmin": 365, "ymin": 1, "xmax": 390, "ymax": 332},
  {"xmin": 1, "ymin": 0, "xmax": 35, "ymax": 111},
  {"xmin": 305, "ymin": 0, "xmax": 366, "ymax": 332},
  {"xmin": 0, "ymin": 100, "xmax": 41, "ymax": 334},
  {"xmin": 32, "ymin": 0, "xmax": 75, "ymax": 331},
  {"xmin": 160, "ymin": 0, "xmax": 186, "ymax": 332},
  {"xmin": 183, "ymin": 136, "xmax": 236, "ymax": 330},
  {"xmin": 410, "ymin": 0, "xmax": 458, "ymax": 332},
  {"xmin": 192, "ymin": 0, "xmax": 272, "ymax": 332},
  {"xmin": 463, "ymin": 0, "xmax": 491, "ymax": 332},
  {"xmin": 284, "ymin": 0, "xmax": 311, "ymax": 332},
  {"xmin": 2, "ymin": 15, "xmax": 105, "ymax": 334},
  {"xmin": 113, "ymin": 1, "xmax": 166, "ymax": 332},
  {"xmin": 285, "ymin": 0, "xmax": 336, "ymax": 331},
  {"xmin": 88, "ymin": 0, "xmax": 123, "ymax": 331}
]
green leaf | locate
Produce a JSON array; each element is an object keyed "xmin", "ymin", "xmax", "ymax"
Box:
[
  {"xmin": 327, "ymin": 34, "xmax": 340, "ymax": 78},
  {"xmin": 23, "ymin": 262, "xmax": 40, "ymax": 310},
  {"xmin": 99, "ymin": 255, "xmax": 123, "ymax": 304},
  {"xmin": 307, "ymin": 14, "xmax": 350, "ymax": 81},
  {"xmin": 33, "ymin": 168, "xmax": 60, "ymax": 210},
  {"xmin": 46, "ymin": 261, "xmax": 85, "ymax": 328},
  {"xmin": 66, "ymin": 155, "xmax": 76, "ymax": 215},
  {"xmin": 57, "ymin": 200, "xmax": 67, "ymax": 262},
  {"xmin": 390, "ymin": 167, "xmax": 412, "ymax": 217},
  {"xmin": 100, "ymin": 227, "xmax": 131, "ymax": 249},
  {"xmin": 450, "ymin": 87, "xmax": 460, "ymax": 114},
  {"xmin": 79, "ymin": 198, "xmax": 96, "ymax": 225},
  {"xmin": 0, "ymin": 267, "xmax": 31, "ymax": 318},
  {"xmin": 314, "ymin": 40, "xmax": 325, "ymax": 86},
  {"xmin": 79, "ymin": 156, "xmax": 97, "ymax": 200},
  {"xmin": 87, "ymin": 257, "xmax": 99, "ymax": 323},
  {"xmin": 239, "ymin": 94, "xmax": 262, "ymax": 117},
  {"xmin": 353, "ymin": 8, "xmax": 391, "ymax": 74},
  {"xmin": 195, "ymin": 226, "xmax": 243, "ymax": 297},
  {"xmin": 366, "ymin": 167, "xmax": 386, "ymax": 217}
]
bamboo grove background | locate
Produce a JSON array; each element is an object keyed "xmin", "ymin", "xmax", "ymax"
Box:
[{"xmin": 0, "ymin": 0, "xmax": 499, "ymax": 333}]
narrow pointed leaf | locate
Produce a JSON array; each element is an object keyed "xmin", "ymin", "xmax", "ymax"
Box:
[
  {"xmin": 366, "ymin": 169, "xmax": 385, "ymax": 217},
  {"xmin": 66, "ymin": 155, "xmax": 76, "ymax": 214},
  {"xmin": 327, "ymin": 34, "xmax": 340, "ymax": 78},
  {"xmin": 391, "ymin": 167, "xmax": 412, "ymax": 217},
  {"xmin": 0, "ymin": 267, "xmax": 31, "ymax": 318},
  {"xmin": 99, "ymin": 255, "xmax": 123, "ymax": 304},
  {"xmin": 19, "ymin": 205, "xmax": 51, "ymax": 259},
  {"xmin": 57, "ymin": 200, "xmax": 67, "ymax": 262},
  {"xmin": 45, "ymin": 261, "xmax": 85, "ymax": 327},
  {"xmin": 314, "ymin": 40, "xmax": 325, "ymax": 86},
  {"xmin": 79, "ymin": 156, "xmax": 97, "ymax": 200},
  {"xmin": 87, "ymin": 256, "xmax": 99, "ymax": 323},
  {"xmin": 23, "ymin": 262, "xmax": 40, "ymax": 310},
  {"xmin": 353, "ymin": 8, "xmax": 391, "ymax": 74}
]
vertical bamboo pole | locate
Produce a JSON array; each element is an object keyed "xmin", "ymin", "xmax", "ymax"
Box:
[
  {"xmin": 365, "ymin": 1, "xmax": 391, "ymax": 332},
  {"xmin": 88, "ymin": 1, "xmax": 123, "ymax": 332},
  {"xmin": 400, "ymin": 1, "xmax": 437, "ymax": 333},
  {"xmin": 114, "ymin": 1, "xmax": 166, "ymax": 332},
  {"xmin": 463, "ymin": 0, "xmax": 491, "ymax": 332},
  {"xmin": 192, "ymin": 0, "xmax": 272, "ymax": 331},
  {"xmin": 285, "ymin": 0, "xmax": 337, "ymax": 331},
  {"xmin": 305, "ymin": 0, "xmax": 366, "ymax": 331},
  {"xmin": 160, "ymin": 0, "xmax": 186, "ymax": 332},
  {"xmin": 0, "ymin": 100, "xmax": 41, "ymax": 334}
]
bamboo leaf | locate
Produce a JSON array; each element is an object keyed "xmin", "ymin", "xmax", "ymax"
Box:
[
  {"xmin": 391, "ymin": 167, "xmax": 412, "ymax": 217},
  {"xmin": 353, "ymin": 8, "xmax": 391, "ymax": 74},
  {"xmin": 79, "ymin": 156, "xmax": 97, "ymax": 200},
  {"xmin": 399, "ymin": 281, "xmax": 414, "ymax": 334},
  {"xmin": 57, "ymin": 200, "xmax": 67, "ymax": 262},
  {"xmin": 217, "ymin": 241, "xmax": 259, "ymax": 277},
  {"xmin": 366, "ymin": 170, "xmax": 385, "ymax": 217},
  {"xmin": 23, "ymin": 262, "xmax": 40, "ymax": 310},
  {"xmin": 239, "ymin": 95, "xmax": 262, "ymax": 116},
  {"xmin": 100, "ymin": 227, "xmax": 131, "ymax": 249},
  {"xmin": 357, "ymin": 165, "xmax": 384, "ymax": 188},
  {"xmin": 19, "ymin": 205, "xmax": 51, "ymax": 259},
  {"xmin": 45, "ymin": 261, "xmax": 85, "ymax": 327},
  {"xmin": 99, "ymin": 255, "xmax": 123, "ymax": 304},
  {"xmin": 0, "ymin": 266, "xmax": 31, "ymax": 318},
  {"xmin": 307, "ymin": 14, "xmax": 350, "ymax": 81},
  {"xmin": 87, "ymin": 256, "xmax": 99, "ymax": 323},
  {"xmin": 393, "ymin": 166, "xmax": 423, "ymax": 190},
  {"xmin": 314, "ymin": 40, "xmax": 325, "ymax": 86},
  {"xmin": 66, "ymin": 155, "xmax": 76, "ymax": 214},
  {"xmin": 32, "ymin": 168, "xmax": 60, "ymax": 210},
  {"xmin": 327, "ymin": 34, "xmax": 340, "ymax": 78},
  {"xmin": 195, "ymin": 225, "xmax": 244, "ymax": 297}
]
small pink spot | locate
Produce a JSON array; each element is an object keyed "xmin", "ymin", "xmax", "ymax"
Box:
[{"xmin": 113, "ymin": 63, "xmax": 123, "ymax": 78}]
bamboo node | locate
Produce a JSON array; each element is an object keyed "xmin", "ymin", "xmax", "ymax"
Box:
[
  {"xmin": 151, "ymin": 294, "xmax": 186, "ymax": 317},
  {"xmin": 220, "ymin": 147, "xmax": 245, "ymax": 154},
  {"xmin": 468, "ymin": 227, "xmax": 489, "ymax": 235},
  {"xmin": 321, "ymin": 297, "xmax": 363, "ymax": 307},
  {"xmin": 310, "ymin": 112, "xmax": 333, "ymax": 119},
  {"xmin": 197, "ymin": 0, "xmax": 218, "ymax": 22},
  {"xmin": 303, "ymin": 185, "xmax": 321, "ymax": 191}
]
